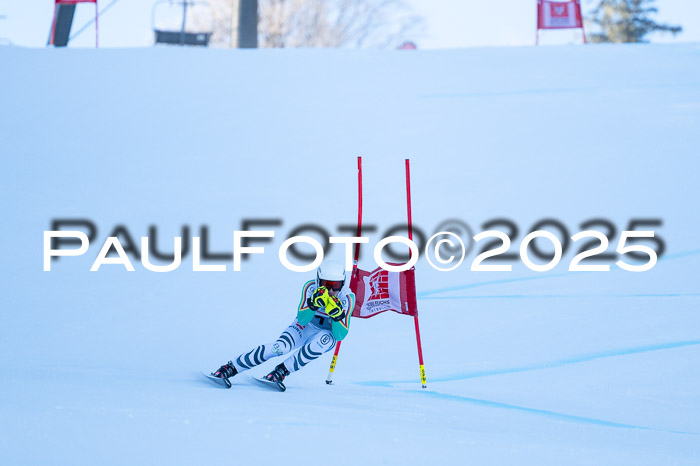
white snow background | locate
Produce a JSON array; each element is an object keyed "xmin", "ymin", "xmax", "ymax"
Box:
[{"xmin": 0, "ymin": 44, "xmax": 699, "ymax": 465}]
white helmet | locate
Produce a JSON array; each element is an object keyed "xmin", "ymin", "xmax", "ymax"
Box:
[{"xmin": 316, "ymin": 260, "xmax": 346, "ymax": 291}]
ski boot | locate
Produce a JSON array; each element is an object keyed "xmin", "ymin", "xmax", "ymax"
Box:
[
  {"xmin": 263, "ymin": 363, "xmax": 290, "ymax": 392},
  {"xmin": 212, "ymin": 361, "xmax": 238, "ymax": 388}
]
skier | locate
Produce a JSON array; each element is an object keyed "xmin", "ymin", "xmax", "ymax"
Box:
[{"xmin": 210, "ymin": 260, "xmax": 354, "ymax": 391}]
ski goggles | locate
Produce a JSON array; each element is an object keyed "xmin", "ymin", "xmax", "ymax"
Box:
[{"xmin": 319, "ymin": 279, "xmax": 344, "ymax": 291}]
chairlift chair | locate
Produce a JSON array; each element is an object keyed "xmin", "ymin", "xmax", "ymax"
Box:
[{"xmin": 152, "ymin": 0, "xmax": 213, "ymax": 46}]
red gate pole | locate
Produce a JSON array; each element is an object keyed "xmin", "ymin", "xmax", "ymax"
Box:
[
  {"xmin": 405, "ymin": 159, "xmax": 427, "ymax": 389},
  {"xmin": 326, "ymin": 156, "xmax": 363, "ymax": 384}
]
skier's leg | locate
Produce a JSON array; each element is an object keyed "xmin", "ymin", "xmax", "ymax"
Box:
[
  {"xmin": 230, "ymin": 320, "xmax": 307, "ymax": 373},
  {"xmin": 282, "ymin": 329, "xmax": 336, "ymax": 374}
]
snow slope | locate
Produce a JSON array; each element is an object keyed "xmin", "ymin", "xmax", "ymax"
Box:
[{"xmin": 1, "ymin": 43, "xmax": 699, "ymax": 465}]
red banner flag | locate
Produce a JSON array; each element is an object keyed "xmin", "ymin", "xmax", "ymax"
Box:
[
  {"xmin": 537, "ymin": 0, "xmax": 583, "ymax": 29},
  {"xmin": 351, "ymin": 265, "xmax": 418, "ymax": 318}
]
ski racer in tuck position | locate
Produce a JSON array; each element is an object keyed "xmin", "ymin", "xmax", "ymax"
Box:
[{"xmin": 210, "ymin": 260, "xmax": 354, "ymax": 391}]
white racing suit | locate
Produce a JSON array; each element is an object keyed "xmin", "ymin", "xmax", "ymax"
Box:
[{"xmin": 231, "ymin": 280, "xmax": 354, "ymax": 375}]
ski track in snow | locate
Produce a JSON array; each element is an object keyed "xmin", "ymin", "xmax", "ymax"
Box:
[
  {"xmin": 418, "ymin": 81, "xmax": 700, "ymax": 100},
  {"xmin": 406, "ymin": 390, "xmax": 698, "ymax": 435},
  {"xmin": 417, "ymin": 247, "xmax": 700, "ymax": 299},
  {"xmin": 421, "ymin": 293, "xmax": 700, "ymax": 299},
  {"xmin": 360, "ymin": 339, "xmax": 700, "ymax": 386},
  {"xmin": 360, "ymin": 340, "xmax": 700, "ymax": 435}
]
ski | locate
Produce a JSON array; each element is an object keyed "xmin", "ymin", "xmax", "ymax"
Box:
[
  {"xmin": 202, "ymin": 372, "xmax": 232, "ymax": 388},
  {"xmin": 250, "ymin": 375, "xmax": 286, "ymax": 392}
]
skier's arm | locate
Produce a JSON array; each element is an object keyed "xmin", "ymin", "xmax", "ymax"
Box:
[
  {"xmin": 333, "ymin": 294, "xmax": 354, "ymax": 328},
  {"xmin": 297, "ymin": 280, "xmax": 316, "ymax": 312},
  {"xmin": 297, "ymin": 280, "xmax": 317, "ymax": 325},
  {"xmin": 328, "ymin": 292, "xmax": 353, "ymax": 341}
]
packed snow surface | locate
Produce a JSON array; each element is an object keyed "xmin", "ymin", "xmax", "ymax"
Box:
[{"xmin": 1, "ymin": 43, "xmax": 699, "ymax": 465}]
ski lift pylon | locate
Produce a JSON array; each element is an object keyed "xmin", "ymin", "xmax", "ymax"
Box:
[{"xmin": 48, "ymin": 0, "xmax": 98, "ymax": 47}]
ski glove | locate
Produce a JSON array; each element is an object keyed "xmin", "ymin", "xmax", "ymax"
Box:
[
  {"xmin": 325, "ymin": 296, "xmax": 346, "ymax": 322},
  {"xmin": 307, "ymin": 287, "xmax": 328, "ymax": 311}
]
